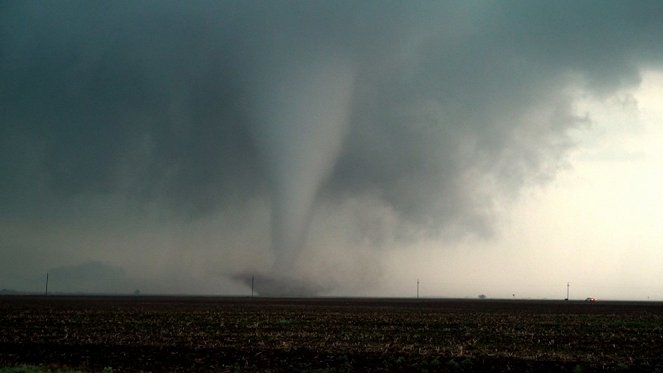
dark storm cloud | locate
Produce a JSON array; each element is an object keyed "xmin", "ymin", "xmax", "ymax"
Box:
[
  {"xmin": 0, "ymin": 1, "xmax": 412, "ymax": 218},
  {"xmin": 2, "ymin": 1, "xmax": 663, "ymax": 291},
  {"xmin": 1, "ymin": 2, "xmax": 263, "ymax": 218}
]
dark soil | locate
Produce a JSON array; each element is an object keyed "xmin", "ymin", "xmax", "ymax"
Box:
[{"xmin": 1, "ymin": 296, "xmax": 662, "ymax": 372}]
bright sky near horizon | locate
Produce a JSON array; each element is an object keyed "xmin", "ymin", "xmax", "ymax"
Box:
[{"xmin": 382, "ymin": 70, "xmax": 663, "ymax": 300}]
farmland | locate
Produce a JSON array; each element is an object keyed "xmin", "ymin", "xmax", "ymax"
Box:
[{"xmin": 1, "ymin": 296, "xmax": 662, "ymax": 372}]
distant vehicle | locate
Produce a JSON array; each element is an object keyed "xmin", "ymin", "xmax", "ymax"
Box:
[{"xmin": 585, "ymin": 297, "xmax": 597, "ymax": 302}]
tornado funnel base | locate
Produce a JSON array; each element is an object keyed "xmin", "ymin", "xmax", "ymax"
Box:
[{"xmin": 235, "ymin": 273, "xmax": 327, "ymax": 297}]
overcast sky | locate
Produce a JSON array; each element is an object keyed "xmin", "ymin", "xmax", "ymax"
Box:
[{"xmin": 1, "ymin": 1, "xmax": 662, "ymax": 299}]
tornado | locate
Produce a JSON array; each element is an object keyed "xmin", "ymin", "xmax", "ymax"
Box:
[{"xmin": 248, "ymin": 51, "xmax": 355, "ymax": 288}]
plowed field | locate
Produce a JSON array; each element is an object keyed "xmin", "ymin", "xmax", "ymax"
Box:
[{"xmin": 1, "ymin": 296, "xmax": 662, "ymax": 371}]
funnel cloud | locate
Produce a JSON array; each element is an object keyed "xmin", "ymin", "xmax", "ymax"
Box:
[
  {"xmin": 2, "ymin": 1, "xmax": 663, "ymax": 296},
  {"xmin": 247, "ymin": 52, "xmax": 355, "ymax": 276}
]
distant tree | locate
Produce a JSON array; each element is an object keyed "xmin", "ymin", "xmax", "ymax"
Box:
[
  {"xmin": 478, "ymin": 294, "xmax": 487, "ymax": 299},
  {"xmin": 133, "ymin": 289, "xmax": 140, "ymax": 296}
]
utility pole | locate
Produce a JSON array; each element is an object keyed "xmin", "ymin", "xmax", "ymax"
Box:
[
  {"xmin": 251, "ymin": 275, "xmax": 254, "ymax": 297},
  {"xmin": 45, "ymin": 273, "xmax": 49, "ymax": 296},
  {"xmin": 565, "ymin": 282, "xmax": 570, "ymax": 301},
  {"xmin": 417, "ymin": 279, "xmax": 419, "ymax": 299}
]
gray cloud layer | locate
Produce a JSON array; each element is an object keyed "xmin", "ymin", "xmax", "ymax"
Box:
[{"xmin": 2, "ymin": 1, "xmax": 662, "ymax": 293}]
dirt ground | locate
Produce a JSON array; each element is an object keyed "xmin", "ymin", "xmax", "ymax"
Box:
[{"xmin": 1, "ymin": 296, "xmax": 662, "ymax": 372}]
